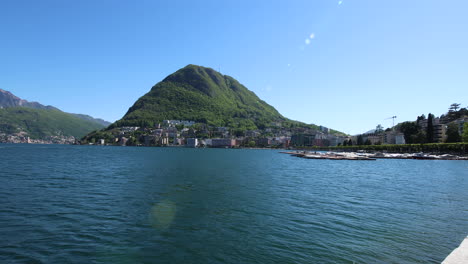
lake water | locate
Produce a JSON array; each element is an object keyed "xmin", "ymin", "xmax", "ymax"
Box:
[{"xmin": 0, "ymin": 144, "xmax": 467, "ymax": 263}]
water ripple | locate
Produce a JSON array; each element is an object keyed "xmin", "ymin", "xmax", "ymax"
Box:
[{"xmin": 0, "ymin": 145, "xmax": 467, "ymax": 263}]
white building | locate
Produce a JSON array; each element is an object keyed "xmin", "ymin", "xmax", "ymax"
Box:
[
  {"xmin": 395, "ymin": 133, "xmax": 406, "ymax": 145},
  {"xmin": 163, "ymin": 120, "xmax": 196, "ymax": 127},
  {"xmin": 186, "ymin": 138, "xmax": 198, "ymax": 148}
]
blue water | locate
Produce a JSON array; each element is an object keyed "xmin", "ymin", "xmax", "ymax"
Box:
[{"xmin": 0, "ymin": 144, "xmax": 467, "ymax": 263}]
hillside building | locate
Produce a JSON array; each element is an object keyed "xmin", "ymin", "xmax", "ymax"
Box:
[{"xmin": 186, "ymin": 138, "xmax": 198, "ymax": 148}]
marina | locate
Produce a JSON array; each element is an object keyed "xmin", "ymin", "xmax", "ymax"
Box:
[{"xmin": 281, "ymin": 151, "xmax": 468, "ymax": 160}]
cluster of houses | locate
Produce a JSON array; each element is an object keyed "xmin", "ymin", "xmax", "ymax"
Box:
[
  {"xmin": 0, "ymin": 131, "xmax": 76, "ymax": 144},
  {"xmin": 93, "ymin": 116, "xmax": 468, "ymax": 148},
  {"xmin": 94, "ymin": 120, "xmax": 350, "ymax": 148},
  {"xmin": 349, "ymin": 131, "xmax": 406, "ymax": 145}
]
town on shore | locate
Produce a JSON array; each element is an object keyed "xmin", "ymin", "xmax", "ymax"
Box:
[{"xmin": 2, "ymin": 104, "xmax": 467, "ymax": 152}]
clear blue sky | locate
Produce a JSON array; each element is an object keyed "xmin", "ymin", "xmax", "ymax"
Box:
[{"xmin": 1, "ymin": 0, "xmax": 467, "ymax": 134}]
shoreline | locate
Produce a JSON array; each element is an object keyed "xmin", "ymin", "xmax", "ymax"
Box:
[{"xmin": 2, "ymin": 142, "xmax": 468, "ymax": 159}]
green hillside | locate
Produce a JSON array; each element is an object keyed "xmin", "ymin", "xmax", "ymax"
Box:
[
  {"xmin": 112, "ymin": 64, "xmax": 289, "ymax": 130},
  {"xmin": 0, "ymin": 107, "xmax": 107, "ymax": 139}
]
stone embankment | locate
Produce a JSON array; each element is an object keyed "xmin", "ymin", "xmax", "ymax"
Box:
[{"xmin": 442, "ymin": 236, "xmax": 468, "ymax": 264}]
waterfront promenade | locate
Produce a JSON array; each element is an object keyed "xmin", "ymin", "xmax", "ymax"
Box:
[{"xmin": 442, "ymin": 236, "xmax": 468, "ymax": 264}]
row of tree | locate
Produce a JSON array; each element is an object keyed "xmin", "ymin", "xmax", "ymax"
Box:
[{"xmin": 398, "ymin": 103, "xmax": 467, "ymax": 144}]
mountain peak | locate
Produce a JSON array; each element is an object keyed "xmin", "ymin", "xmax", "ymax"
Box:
[
  {"xmin": 161, "ymin": 65, "xmax": 226, "ymax": 97},
  {"xmin": 113, "ymin": 65, "xmax": 284, "ymax": 129},
  {"xmin": 0, "ymin": 89, "xmax": 57, "ymax": 110}
]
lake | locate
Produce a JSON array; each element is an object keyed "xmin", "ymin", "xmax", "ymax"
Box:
[{"xmin": 0, "ymin": 144, "xmax": 467, "ymax": 263}]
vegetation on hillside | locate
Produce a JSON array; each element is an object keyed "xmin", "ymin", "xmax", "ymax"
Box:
[
  {"xmin": 0, "ymin": 107, "xmax": 107, "ymax": 139},
  {"xmin": 71, "ymin": 113, "xmax": 111, "ymax": 127},
  {"xmin": 109, "ymin": 65, "xmax": 319, "ymax": 131}
]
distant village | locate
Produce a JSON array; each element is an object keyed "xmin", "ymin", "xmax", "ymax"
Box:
[
  {"xmin": 84, "ymin": 121, "xmax": 421, "ymax": 149},
  {"xmin": 3, "ymin": 105, "xmax": 466, "ymax": 147},
  {"xmin": 85, "ymin": 119, "xmax": 339, "ymax": 148},
  {"xmin": 83, "ymin": 118, "xmax": 450, "ymax": 148},
  {"xmin": 0, "ymin": 131, "xmax": 76, "ymax": 145}
]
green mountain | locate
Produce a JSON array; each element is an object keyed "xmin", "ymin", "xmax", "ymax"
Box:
[
  {"xmin": 0, "ymin": 107, "xmax": 107, "ymax": 139},
  {"xmin": 112, "ymin": 64, "xmax": 294, "ymax": 130}
]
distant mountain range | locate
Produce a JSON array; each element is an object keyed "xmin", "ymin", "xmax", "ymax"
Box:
[
  {"xmin": 0, "ymin": 89, "xmax": 59, "ymax": 110},
  {"xmin": 0, "ymin": 89, "xmax": 110, "ymax": 127},
  {"xmin": 0, "ymin": 89, "xmax": 110, "ymax": 141}
]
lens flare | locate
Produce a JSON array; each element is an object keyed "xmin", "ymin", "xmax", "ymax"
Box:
[{"xmin": 149, "ymin": 200, "xmax": 177, "ymax": 230}]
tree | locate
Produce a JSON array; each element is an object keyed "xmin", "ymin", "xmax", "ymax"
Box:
[
  {"xmin": 426, "ymin": 113, "xmax": 434, "ymax": 143},
  {"xmin": 348, "ymin": 139, "xmax": 353, "ymax": 146},
  {"xmin": 233, "ymin": 129, "xmax": 245, "ymax": 137},
  {"xmin": 375, "ymin": 124, "xmax": 384, "ymax": 134},
  {"xmin": 445, "ymin": 123, "xmax": 461, "ymax": 143},
  {"xmin": 414, "ymin": 131, "xmax": 427, "ymax": 144},
  {"xmin": 463, "ymin": 123, "xmax": 468, "ymax": 143},
  {"xmin": 399, "ymin": 121, "xmax": 420, "ymax": 144},
  {"xmin": 417, "ymin": 114, "xmax": 426, "ymax": 122},
  {"xmin": 357, "ymin": 135, "xmax": 364, "ymax": 145},
  {"xmin": 448, "ymin": 103, "xmax": 462, "ymax": 121},
  {"xmin": 449, "ymin": 103, "xmax": 461, "ymax": 112},
  {"xmin": 364, "ymin": 139, "xmax": 372, "ymax": 145}
]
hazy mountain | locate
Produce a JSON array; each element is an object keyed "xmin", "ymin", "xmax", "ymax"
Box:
[
  {"xmin": 0, "ymin": 89, "xmax": 110, "ymax": 127},
  {"xmin": 0, "ymin": 107, "xmax": 108, "ymax": 139},
  {"xmin": 0, "ymin": 89, "xmax": 109, "ymax": 141},
  {"xmin": 0, "ymin": 89, "xmax": 58, "ymax": 110},
  {"xmin": 71, "ymin": 114, "xmax": 111, "ymax": 127}
]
